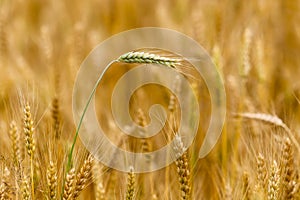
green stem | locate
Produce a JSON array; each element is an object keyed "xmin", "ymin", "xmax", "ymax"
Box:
[{"xmin": 61, "ymin": 61, "xmax": 114, "ymax": 200}]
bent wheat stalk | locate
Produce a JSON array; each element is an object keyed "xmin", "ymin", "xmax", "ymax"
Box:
[
  {"xmin": 233, "ymin": 112, "xmax": 300, "ymax": 153},
  {"xmin": 65, "ymin": 51, "xmax": 183, "ymax": 198}
]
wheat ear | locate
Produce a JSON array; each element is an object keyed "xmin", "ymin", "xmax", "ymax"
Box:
[
  {"xmin": 126, "ymin": 166, "xmax": 136, "ymax": 200},
  {"xmin": 174, "ymin": 134, "xmax": 191, "ymax": 200},
  {"xmin": 118, "ymin": 51, "xmax": 181, "ymax": 68},
  {"xmin": 0, "ymin": 167, "xmax": 11, "ymax": 200},
  {"xmin": 23, "ymin": 103, "xmax": 35, "ymax": 200},
  {"xmin": 9, "ymin": 121, "xmax": 21, "ymax": 165},
  {"xmin": 51, "ymin": 96, "xmax": 61, "ymax": 139},
  {"xmin": 21, "ymin": 177, "xmax": 30, "ymax": 200},
  {"xmin": 224, "ymin": 183, "xmax": 233, "ymax": 200},
  {"xmin": 73, "ymin": 156, "xmax": 93, "ymax": 199},
  {"xmin": 256, "ymin": 153, "xmax": 268, "ymax": 192},
  {"xmin": 268, "ymin": 161, "xmax": 280, "ymax": 200},
  {"xmin": 281, "ymin": 138, "xmax": 296, "ymax": 200},
  {"xmin": 241, "ymin": 27, "xmax": 252, "ymax": 77},
  {"xmin": 47, "ymin": 161, "xmax": 57, "ymax": 200},
  {"xmin": 63, "ymin": 168, "xmax": 75, "ymax": 200}
]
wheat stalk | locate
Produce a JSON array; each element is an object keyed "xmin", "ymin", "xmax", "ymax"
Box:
[{"xmin": 118, "ymin": 51, "xmax": 181, "ymax": 68}]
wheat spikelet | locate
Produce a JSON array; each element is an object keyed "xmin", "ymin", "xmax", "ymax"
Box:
[
  {"xmin": 126, "ymin": 166, "xmax": 136, "ymax": 200},
  {"xmin": 268, "ymin": 161, "xmax": 280, "ymax": 200},
  {"xmin": 73, "ymin": 156, "xmax": 93, "ymax": 199},
  {"xmin": 281, "ymin": 138, "xmax": 296, "ymax": 199},
  {"xmin": 0, "ymin": 167, "xmax": 11, "ymax": 200},
  {"xmin": 174, "ymin": 134, "xmax": 191, "ymax": 200},
  {"xmin": 9, "ymin": 121, "xmax": 21, "ymax": 165},
  {"xmin": 63, "ymin": 168, "xmax": 75, "ymax": 200},
  {"xmin": 290, "ymin": 181, "xmax": 299, "ymax": 199},
  {"xmin": 47, "ymin": 161, "xmax": 57, "ymax": 200},
  {"xmin": 118, "ymin": 51, "xmax": 181, "ymax": 68}
]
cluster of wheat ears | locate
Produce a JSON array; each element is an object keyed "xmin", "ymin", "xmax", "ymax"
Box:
[{"xmin": 1, "ymin": 0, "xmax": 300, "ymax": 199}]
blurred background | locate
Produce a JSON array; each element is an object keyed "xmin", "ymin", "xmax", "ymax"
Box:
[{"xmin": 0, "ymin": 0, "xmax": 300, "ymax": 199}]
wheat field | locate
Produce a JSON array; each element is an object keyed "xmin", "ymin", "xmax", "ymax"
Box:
[{"xmin": 0, "ymin": 0, "xmax": 300, "ymax": 199}]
